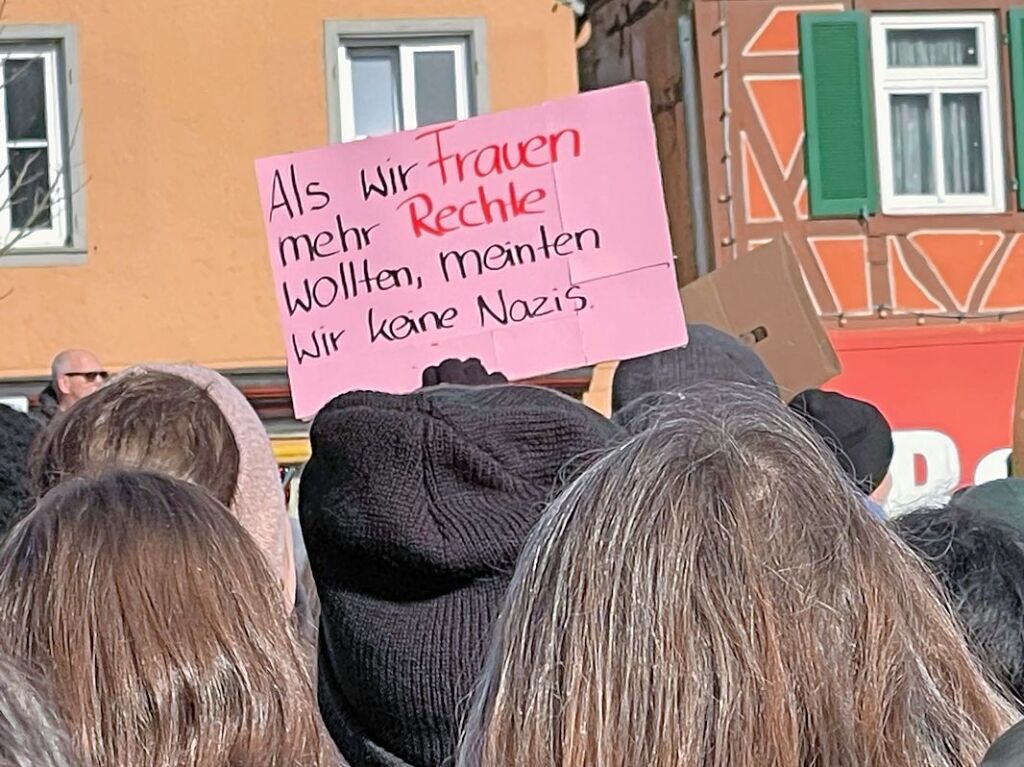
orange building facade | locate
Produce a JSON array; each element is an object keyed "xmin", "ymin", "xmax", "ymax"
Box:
[
  {"xmin": 0, "ymin": 0, "xmax": 579, "ymax": 381},
  {"xmin": 693, "ymin": 0, "xmax": 1024, "ymax": 318},
  {"xmin": 692, "ymin": 0, "xmax": 1024, "ymax": 505}
]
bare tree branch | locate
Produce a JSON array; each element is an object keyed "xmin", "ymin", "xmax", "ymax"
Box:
[
  {"xmin": 0, "ymin": 103, "xmax": 87, "ymax": 257},
  {"xmin": 0, "ymin": 150, "xmax": 59, "ymax": 252}
]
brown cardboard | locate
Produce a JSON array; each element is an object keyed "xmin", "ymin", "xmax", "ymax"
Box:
[
  {"xmin": 679, "ymin": 239, "xmax": 841, "ymax": 399},
  {"xmin": 1012, "ymin": 351, "xmax": 1024, "ymax": 476}
]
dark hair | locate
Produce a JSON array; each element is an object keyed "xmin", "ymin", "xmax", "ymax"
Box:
[
  {"xmin": 29, "ymin": 371, "xmax": 239, "ymax": 505},
  {"xmin": 0, "ymin": 470, "xmax": 337, "ymax": 767},
  {"xmin": 0, "ymin": 652, "xmax": 76, "ymax": 767},
  {"xmin": 0, "ymin": 405, "xmax": 39, "ymax": 535},
  {"xmin": 894, "ymin": 505, "xmax": 1024, "ymax": 707}
]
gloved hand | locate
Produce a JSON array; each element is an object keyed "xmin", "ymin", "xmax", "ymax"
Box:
[{"xmin": 421, "ymin": 358, "xmax": 509, "ymax": 388}]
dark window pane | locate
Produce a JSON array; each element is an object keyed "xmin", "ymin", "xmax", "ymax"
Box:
[
  {"xmin": 9, "ymin": 147, "xmax": 51, "ymax": 228},
  {"xmin": 4, "ymin": 59, "xmax": 47, "ymax": 141},
  {"xmin": 414, "ymin": 50, "xmax": 459, "ymax": 127}
]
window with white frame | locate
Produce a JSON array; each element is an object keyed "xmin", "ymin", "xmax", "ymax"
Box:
[
  {"xmin": 338, "ymin": 38, "xmax": 471, "ymax": 141},
  {"xmin": 326, "ymin": 20, "xmax": 488, "ymax": 144},
  {"xmin": 0, "ymin": 43, "xmax": 67, "ymax": 249},
  {"xmin": 870, "ymin": 13, "xmax": 1005, "ymax": 215},
  {"xmin": 0, "ymin": 25, "xmax": 84, "ymax": 264}
]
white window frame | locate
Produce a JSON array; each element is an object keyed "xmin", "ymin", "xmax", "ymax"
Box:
[
  {"xmin": 0, "ymin": 24, "xmax": 86, "ymax": 268},
  {"xmin": 870, "ymin": 12, "xmax": 1005, "ymax": 216},
  {"xmin": 337, "ymin": 37, "xmax": 471, "ymax": 141},
  {"xmin": 324, "ymin": 19, "xmax": 490, "ymax": 145},
  {"xmin": 0, "ymin": 44, "xmax": 67, "ymax": 249}
]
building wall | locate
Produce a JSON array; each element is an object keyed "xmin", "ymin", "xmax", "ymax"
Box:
[
  {"xmin": 0, "ymin": 0, "xmax": 578, "ymax": 377},
  {"xmin": 579, "ymin": 0, "xmax": 699, "ymax": 285},
  {"xmin": 693, "ymin": 0, "xmax": 1024, "ymax": 326}
]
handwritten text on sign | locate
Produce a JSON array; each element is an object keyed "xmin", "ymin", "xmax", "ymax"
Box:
[{"xmin": 255, "ymin": 82, "xmax": 687, "ymax": 419}]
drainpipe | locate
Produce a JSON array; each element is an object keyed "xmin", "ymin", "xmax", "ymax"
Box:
[{"xmin": 678, "ymin": 12, "xmax": 713, "ymax": 276}]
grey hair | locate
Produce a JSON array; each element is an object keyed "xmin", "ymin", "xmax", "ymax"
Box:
[
  {"xmin": 0, "ymin": 653, "xmax": 76, "ymax": 767},
  {"xmin": 609, "ymin": 388, "xmax": 689, "ymax": 433},
  {"xmin": 458, "ymin": 384, "xmax": 1017, "ymax": 767}
]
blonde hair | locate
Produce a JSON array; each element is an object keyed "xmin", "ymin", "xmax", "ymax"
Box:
[
  {"xmin": 0, "ymin": 470, "xmax": 338, "ymax": 767},
  {"xmin": 459, "ymin": 386, "xmax": 1018, "ymax": 767}
]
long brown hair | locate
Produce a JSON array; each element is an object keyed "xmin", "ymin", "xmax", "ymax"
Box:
[
  {"xmin": 30, "ymin": 370, "xmax": 240, "ymax": 505},
  {"xmin": 459, "ymin": 385, "xmax": 1018, "ymax": 767},
  {"xmin": 0, "ymin": 470, "xmax": 338, "ymax": 767}
]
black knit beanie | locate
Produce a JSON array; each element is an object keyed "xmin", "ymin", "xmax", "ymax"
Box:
[
  {"xmin": 789, "ymin": 389, "xmax": 894, "ymax": 494},
  {"xmin": 299, "ymin": 384, "xmax": 623, "ymax": 767},
  {"xmin": 611, "ymin": 324, "xmax": 778, "ymax": 413}
]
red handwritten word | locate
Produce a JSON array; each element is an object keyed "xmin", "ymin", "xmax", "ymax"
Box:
[
  {"xmin": 398, "ymin": 125, "xmax": 582, "ymax": 238},
  {"xmin": 416, "ymin": 125, "xmax": 582, "ymax": 185},
  {"xmin": 399, "ymin": 182, "xmax": 546, "ymax": 238}
]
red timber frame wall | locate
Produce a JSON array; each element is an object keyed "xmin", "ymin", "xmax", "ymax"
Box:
[{"xmin": 692, "ymin": 0, "xmax": 1024, "ymax": 327}]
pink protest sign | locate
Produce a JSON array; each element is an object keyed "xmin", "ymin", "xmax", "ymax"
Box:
[{"xmin": 255, "ymin": 82, "xmax": 686, "ymax": 419}]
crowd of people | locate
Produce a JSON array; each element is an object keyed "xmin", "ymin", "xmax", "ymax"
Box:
[{"xmin": 1, "ymin": 331, "xmax": 1024, "ymax": 766}]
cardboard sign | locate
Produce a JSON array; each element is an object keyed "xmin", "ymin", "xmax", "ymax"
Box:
[
  {"xmin": 1012, "ymin": 350, "xmax": 1024, "ymax": 476},
  {"xmin": 255, "ymin": 83, "xmax": 686, "ymax": 419},
  {"xmin": 679, "ymin": 239, "xmax": 840, "ymax": 398}
]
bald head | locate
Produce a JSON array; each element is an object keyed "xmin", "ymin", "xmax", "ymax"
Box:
[{"xmin": 51, "ymin": 349, "xmax": 105, "ymax": 411}]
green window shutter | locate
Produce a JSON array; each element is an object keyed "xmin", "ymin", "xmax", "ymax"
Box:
[
  {"xmin": 1009, "ymin": 8, "xmax": 1024, "ymax": 209},
  {"xmin": 798, "ymin": 11, "xmax": 877, "ymax": 218}
]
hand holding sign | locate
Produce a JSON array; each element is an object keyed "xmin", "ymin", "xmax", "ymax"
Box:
[
  {"xmin": 255, "ymin": 82, "xmax": 687, "ymax": 419},
  {"xmin": 421, "ymin": 358, "xmax": 508, "ymax": 388}
]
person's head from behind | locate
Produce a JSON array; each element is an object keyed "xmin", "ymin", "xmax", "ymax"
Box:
[
  {"xmin": 0, "ymin": 471, "xmax": 335, "ymax": 767},
  {"xmin": 789, "ymin": 389, "xmax": 894, "ymax": 500},
  {"xmin": 460, "ymin": 385, "xmax": 1015, "ymax": 767},
  {"xmin": 301, "ymin": 383, "xmax": 622, "ymax": 766},
  {"xmin": 0, "ymin": 652, "xmax": 76, "ymax": 767},
  {"xmin": 611, "ymin": 324, "xmax": 778, "ymax": 419},
  {"xmin": 50, "ymin": 350, "xmax": 106, "ymax": 412},
  {"xmin": 0, "ymin": 405, "xmax": 39, "ymax": 536},
  {"xmin": 30, "ymin": 370, "xmax": 239, "ymax": 506},
  {"xmin": 30, "ymin": 365, "xmax": 297, "ymax": 608},
  {"xmin": 894, "ymin": 505, "xmax": 1024, "ymax": 708}
]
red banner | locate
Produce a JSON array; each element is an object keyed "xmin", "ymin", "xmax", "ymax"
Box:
[{"xmin": 829, "ymin": 324, "xmax": 1024, "ymax": 511}]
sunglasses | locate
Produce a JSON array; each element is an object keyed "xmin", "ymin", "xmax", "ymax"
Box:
[{"xmin": 65, "ymin": 370, "xmax": 109, "ymax": 383}]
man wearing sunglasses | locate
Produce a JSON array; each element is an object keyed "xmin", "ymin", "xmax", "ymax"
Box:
[{"xmin": 49, "ymin": 349, "xmax": 108, "ymax": 414}]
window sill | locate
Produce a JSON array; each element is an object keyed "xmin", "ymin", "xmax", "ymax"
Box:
[
  {"xmin": 865, "ymin": 211, "xmax": 1020, "ymax": 236},
  {"xmin": 879, "ymin": 204, "xmax": 1006, "ymax": 216},
  {"xmin": 0, "ymin": 247, "xmax": 86, "ymax": 268}
]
